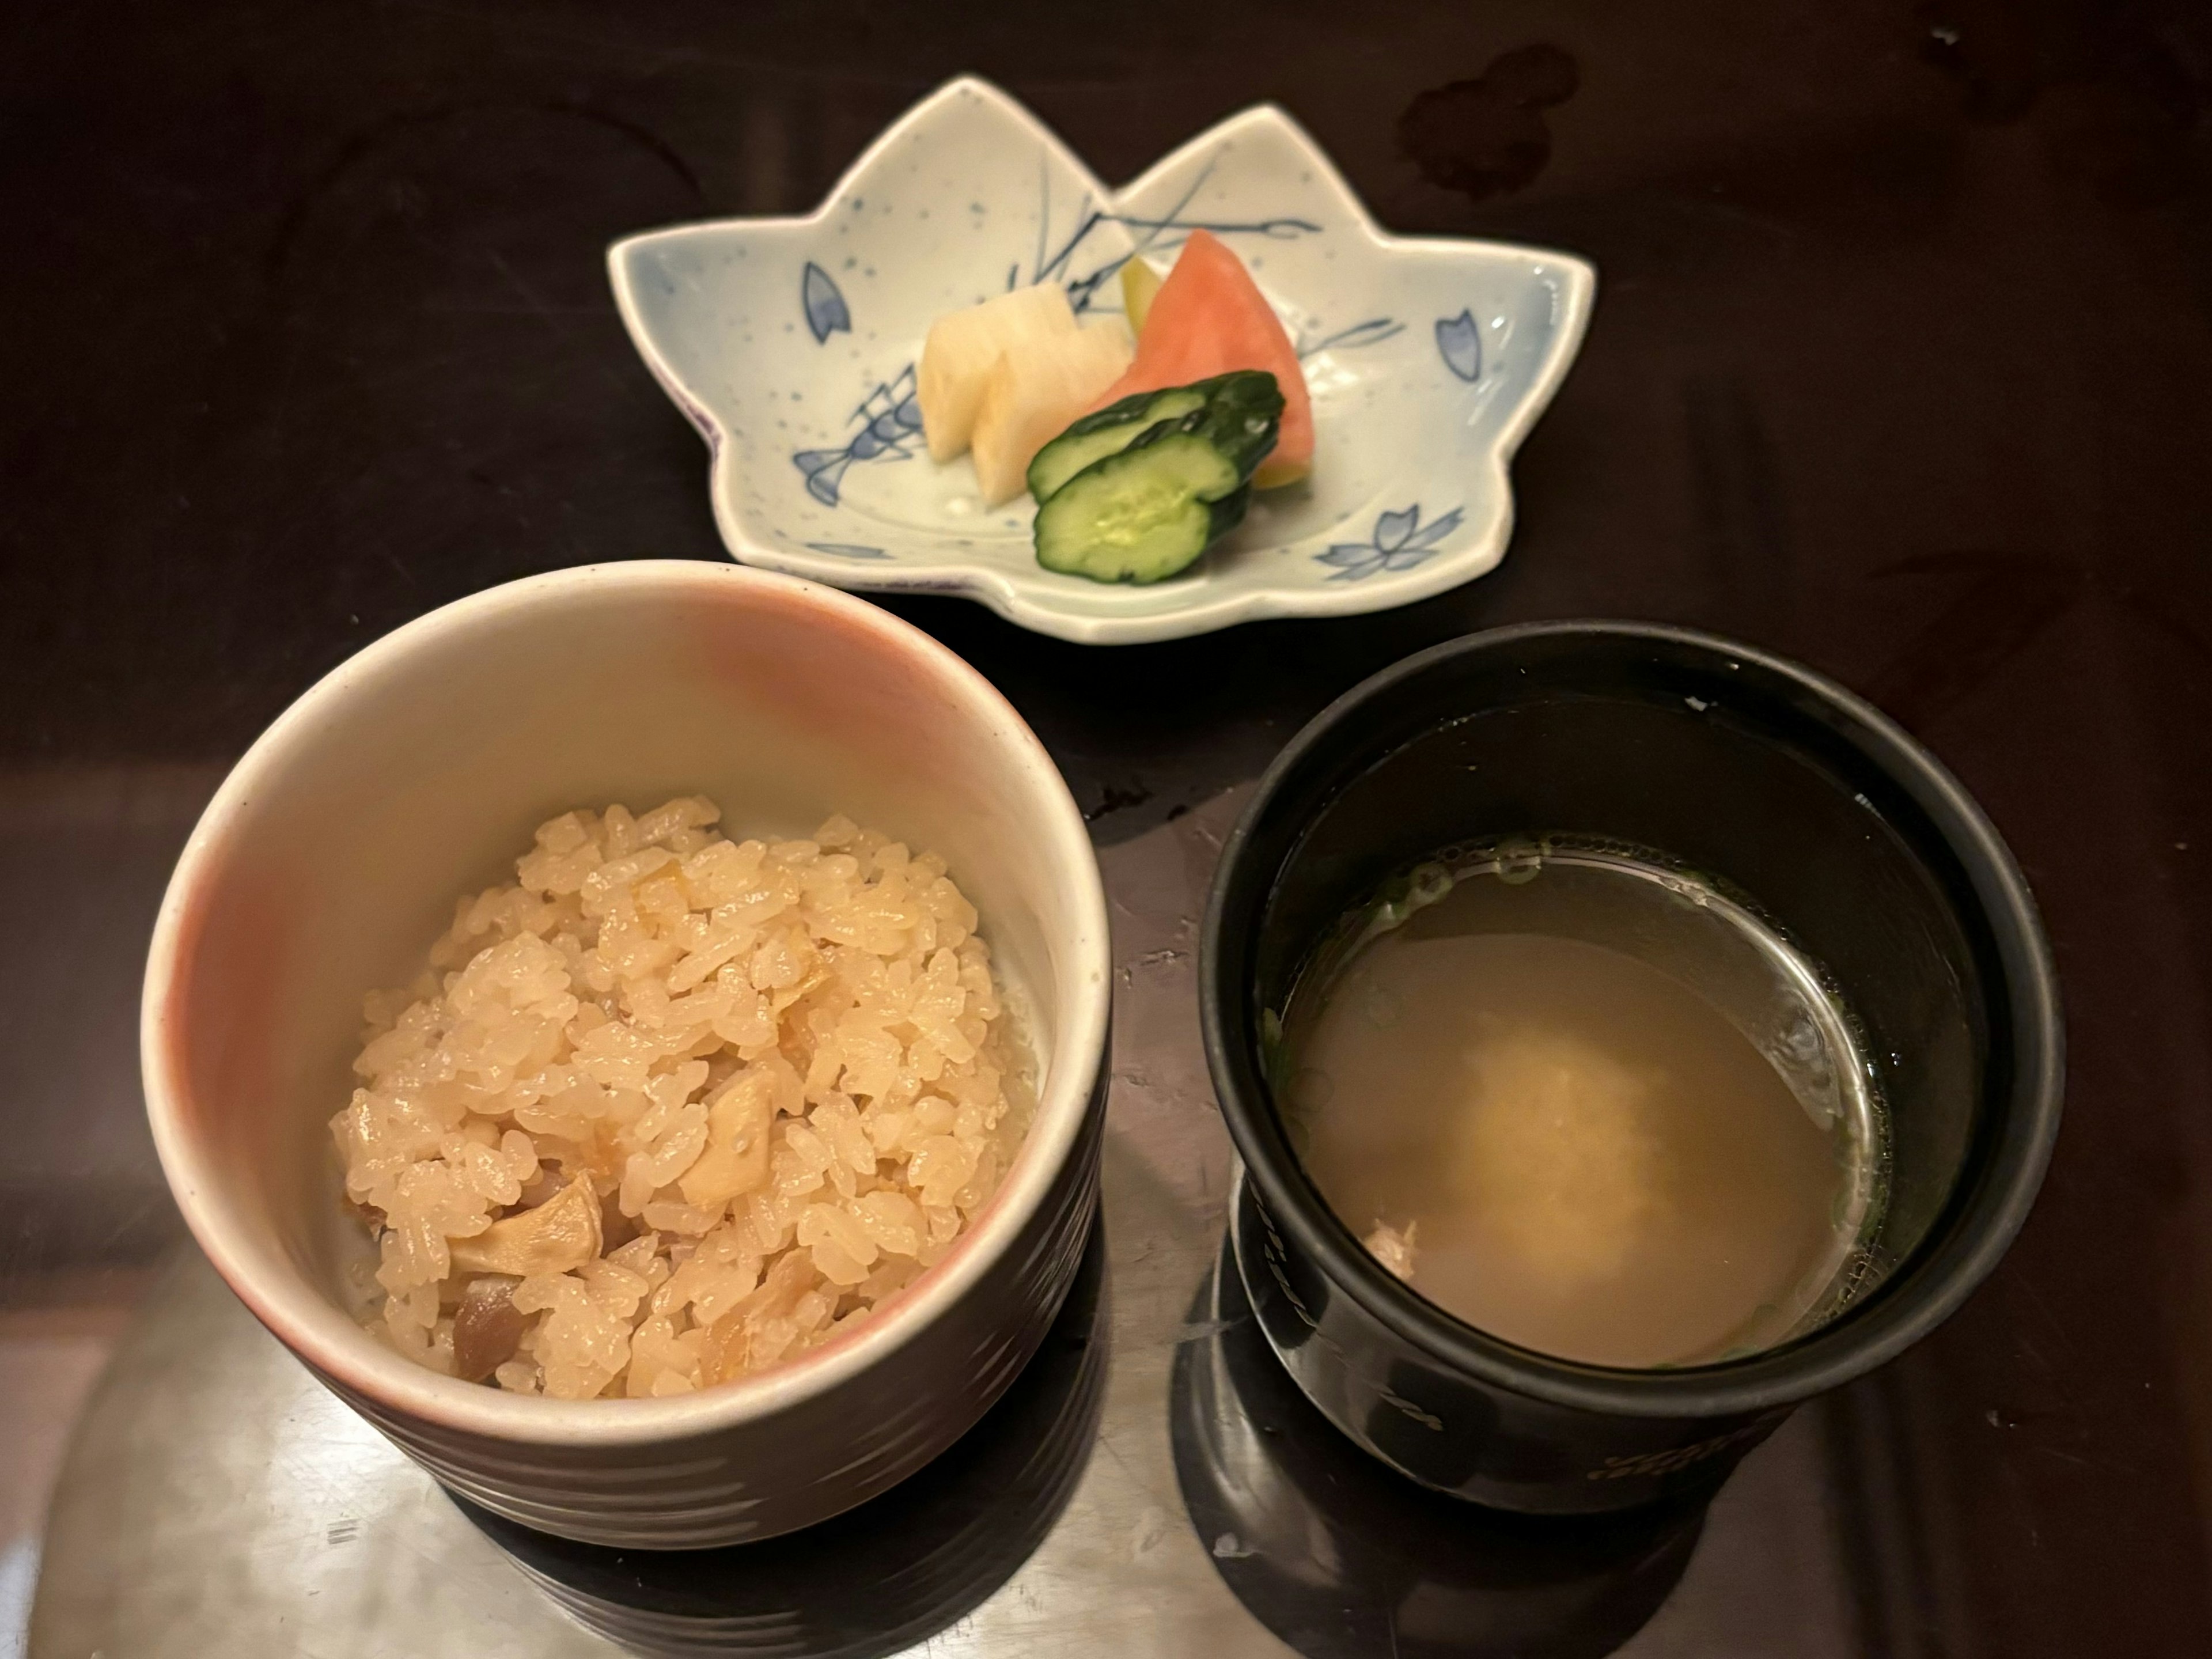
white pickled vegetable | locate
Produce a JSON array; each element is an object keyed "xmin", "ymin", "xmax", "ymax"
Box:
[
  {"xmin": 917, "ymin": 283, "xmax": 1079, "ymax": 463},
  {"xmin": 969, "ymin": 323, "xmax": 1133, "ymax": 507}
]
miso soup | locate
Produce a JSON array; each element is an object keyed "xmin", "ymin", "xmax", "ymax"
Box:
[{"xmin": 1278, "ymin": 841, "xmax": 1882, "ymax": 1370}]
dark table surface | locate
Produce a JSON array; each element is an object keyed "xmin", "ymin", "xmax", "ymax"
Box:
[{"xmin": 6, "ymin": 2, "xmax": 2212, "ymax": 1654}]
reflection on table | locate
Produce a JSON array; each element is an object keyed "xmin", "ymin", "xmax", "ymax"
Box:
[{"xmin": 1172, "ymin": 1232, "xmax": 1707, "ymax": 1659}]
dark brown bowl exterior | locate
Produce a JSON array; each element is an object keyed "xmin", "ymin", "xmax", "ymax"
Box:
[
  {"xmin": 1176, "ymin": 1225, "xmax": 1710, "ymax": 1653},
  {"xmin": 455, "ymin": 1215, "xmax": 1113, "ymax": 1657},
  {"xmin": 1230, "ymin": 1176, "xmax": 1784, "ymax": 1513},
  {"xmin": 1202, "ymin": 621, "xmax": 2064, "ymax": 1513}
]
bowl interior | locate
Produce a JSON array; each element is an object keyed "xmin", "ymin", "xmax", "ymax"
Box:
[
  {"xmin": 1213, "ymin": 625, "xmax": 2051, "ymax": 1375},
  {"xmin": 148, "ymin": 563, "xmax": 1105, "ymax": 1422}
]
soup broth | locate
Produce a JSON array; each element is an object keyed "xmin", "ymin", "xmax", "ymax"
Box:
[{"xmin": 1279, "ymin": 842, "xmax": 1881, "ymax": 1370}]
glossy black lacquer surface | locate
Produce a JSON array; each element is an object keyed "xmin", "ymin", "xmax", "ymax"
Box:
[{"xmin": 5, "ymin": 2, "xmax": 2212, "ymax": 1654}]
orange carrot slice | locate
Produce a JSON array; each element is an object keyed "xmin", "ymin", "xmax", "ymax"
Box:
[{"xmin": 1092, "ymin": 230, "xmax": 1312, "ymax": 487}]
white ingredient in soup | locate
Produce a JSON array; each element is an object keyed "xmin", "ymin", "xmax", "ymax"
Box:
[
  {"xmin": 331, "ymin": 797, "xmax": 1033, "ymax": 1399},
  {"xmin": 1363, "ymin": 1218, "xmax": 1418, "ymax": 1282}
]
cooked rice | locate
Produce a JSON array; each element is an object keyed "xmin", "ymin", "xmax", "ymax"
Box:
[{"xmin": 331, "ymin": 797, "xmax": 1032, "ymax": 1399}]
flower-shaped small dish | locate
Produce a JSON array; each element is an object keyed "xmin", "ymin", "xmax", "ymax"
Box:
[{"xmin": 609, "ymin": 78, "xmax": 1595, "ymax": 645}]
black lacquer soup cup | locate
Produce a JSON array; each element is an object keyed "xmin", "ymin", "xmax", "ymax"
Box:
[{"xmin": 1200, "ymin": 621, "xmax": 2064, "ymax": 1514}]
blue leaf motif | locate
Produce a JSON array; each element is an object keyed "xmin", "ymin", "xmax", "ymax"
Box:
[
  {"xmin": 804, "ymin": 541, "xmax": 892, "ymax": 560},
  {"xmin": 1436, "ymin": 309, "xmax": 1482, "ymax": 382},
  {"xmin": 1315, "ymin": 504, "xmax": 1466, "ymax": 581},
  {"xmin": 802, "ymin": 262, "xmax": 851, "ymax": 344},
  {"xmin": 1396, "ymin": 506, "xmax": 1464, "ymax": 553},
  {"xmin": 1375, "ymin": 507, "xmax": 1420, "ymax": 553}
]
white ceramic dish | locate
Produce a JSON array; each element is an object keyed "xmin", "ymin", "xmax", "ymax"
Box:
[
  {"xmin": 609, "ymin": 77, "xmax": 1596, "ymax": 646},
  {"xmin": 140, "ymin": 562, "xmax": 1112, "ymax": 1548}
]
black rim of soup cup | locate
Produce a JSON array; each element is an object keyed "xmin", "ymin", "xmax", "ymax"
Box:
[{"xmin": 1199, "ymin": 620, "xmax": 2065, "ymax": 1423}]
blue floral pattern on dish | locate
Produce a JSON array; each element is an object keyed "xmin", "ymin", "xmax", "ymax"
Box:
[
  {"xmin": 802, "ymin": 262, "xmax": 851, "ymax": 343},
  {"xmin": 1297, "ymin": 317, "xmax": 1407, "ymax": 359},
  {"xmin": 1436, "ymin": 310, "xmax": 1483, "ymax": 382},
  {"xmin": 1026, "ymin": 152, "xmax": 1322, "ymax": 317},
  {"xmin": 792, "ymin": 368, "xmax": 925, "ymax": 506},
  {"xmin": 804, "ymin": 541, "xmax": 892, "ymax": 559},
  {"xmin": 1317, "ymin": 505, "xmax": 1465, "ymax": 581}
]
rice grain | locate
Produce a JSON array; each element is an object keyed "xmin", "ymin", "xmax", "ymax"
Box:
[{"xmin": 332, "ymin": 799, "xmax": 1032, "ymax": 1399}]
